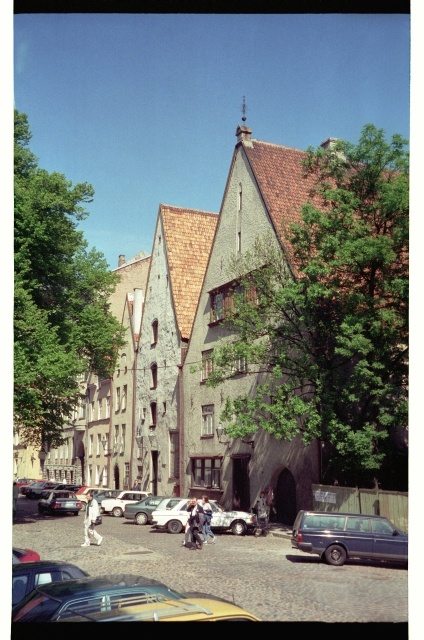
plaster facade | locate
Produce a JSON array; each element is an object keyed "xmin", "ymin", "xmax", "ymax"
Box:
[{"xmin": 182, "ymin": 130, "xmax": 318, "ymax": 522}]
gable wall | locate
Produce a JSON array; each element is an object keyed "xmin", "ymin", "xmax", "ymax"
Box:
[
  {"xmin": 136, "ymin": 216, "xmax": 182, "ymax": 496},
  {"xmin": 183, "ymin": 147, "xmax": 318, "ymax": 511}
]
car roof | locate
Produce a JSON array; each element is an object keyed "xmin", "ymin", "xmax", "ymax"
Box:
[
  {"xmin": 58, "ymin": 597, "xmax": 262, "ymax": 622},
  {"xmin": 25, "ymin": 574, "xmax": 171, "ymax": 597},
  {"xmin": 13, "ymin": 560, "xmax": 89, "ymax": 573},
  {"xmin": 299, "ymin": 510, "xmax": 391, "ymax": 519}
]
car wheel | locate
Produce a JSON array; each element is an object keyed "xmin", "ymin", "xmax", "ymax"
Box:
[
  {"xmin": 231, "ymin": 520, "xmax": 247, "ymax": 536},
  {"xmin": 112, "ymin": 507, "xmax": 123, "ymax": 517},
  {"xmin": 135, "ymin": 512, "xmax": 148, "ymax": 525},
  {"xmin": 73, "ymin": 512, "xmax": 79, "ymax": 516},
  {"xmin": 324, "ymin": 544, "xmax": 347, "ymax": 566},
  {"xmin": 167, "ymin": 520, "xmax": 183, "ymax": 534},
  {"xmin": 38, "ymin": 505, "xmax": 43, "ymax": 513}
]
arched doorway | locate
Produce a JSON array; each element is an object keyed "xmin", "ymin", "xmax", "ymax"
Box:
[{"xmin": 275, "ymin": 468, "xmax": 297, "ymax": 526}]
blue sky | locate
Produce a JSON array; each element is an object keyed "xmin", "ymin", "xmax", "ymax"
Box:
[
  {"xmin": 5, "ymin": 8, "xmax": 424, "ymax": 628},
  {"xmin": 13, "ymin": 12, "xmax": 411, "ymax": 270}
]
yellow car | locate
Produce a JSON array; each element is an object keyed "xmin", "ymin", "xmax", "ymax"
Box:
[{"xmin": 57, "ymin": 596, "xmax": 262, "ymax": 622}]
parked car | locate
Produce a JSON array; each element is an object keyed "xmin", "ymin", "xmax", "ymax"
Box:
[
  {"xmin": 150, "ymin": 497, "xmax": 257, "ymax": 535},
  {"xmin": 54, "ymin": 595, "xmax": 262, "ymax": 622},
  {"xmin": 15, "ymin": 477, "xmax": 41, "ymax": 492},
  {"xmin": 12, "ymin": 560, "xmax": 89, "ymax": 607},
  {"xmin": 38, "ymin": 483, "xmax": 82, "ymax": 498},
  {"xmin": 76, "ymin": 486, "xmax": 115, "ymax": 511},
  {"xmin": 25, "ymin": 481, "xmax": 58, "ymax": 499},
  {"xmin": 13, "ymin": 547, "xmax": 41, "ymax": 564},
  {"xmin": 12, "ymin": 573, "xmax": 189, "ymax": 622},
  {"xmin": 291, "ymin": 510, "xmax": 408, "ymax": 567},
  {"xmin": 20, "ymin": 480, "xmax": 46, "ymax": 497},
  {"xmin": 101, "ymin": 490, "xmax": 152, "ymax": 517},
  {"xmin": 123, "ymin": 495, "xmax": 168, "ymax": 525},
  {"xmin": 94, "ymin": 489, "xmax": 122, "ymax": 505},
  {"xmin": 38, "ymin": 490, "xmax": 83, "ymax": 516}
]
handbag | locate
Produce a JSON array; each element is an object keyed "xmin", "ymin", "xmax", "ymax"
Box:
[{"xmin": 94, "ymin": 515, "xmax": 102, "ymax": 526}]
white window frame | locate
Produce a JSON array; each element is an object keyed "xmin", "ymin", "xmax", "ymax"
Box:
[{"xmin": 201, "ymin": 405, "xmax": 214, "ymax": 436}]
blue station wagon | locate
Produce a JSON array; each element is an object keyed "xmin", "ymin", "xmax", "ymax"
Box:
[{"xmin": 291, "ymin": 510, "xmax": 408, "ymax": 567}]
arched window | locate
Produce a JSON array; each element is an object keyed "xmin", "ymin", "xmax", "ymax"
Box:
[
  {"xmin": 150, "ymin": 363, "xmax": 158, "ymax": 389},
  {"xmin": 151, "ymin": 320, "xmax": 158, "ymax": 345}
]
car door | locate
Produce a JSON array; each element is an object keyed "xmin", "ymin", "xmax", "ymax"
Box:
[
  {"xmin": 371, "ymin": 518, "xmax": 408, "ymax": 561},
  {"xmin": 208, "ymin": 502, "xmax": 228, "ymax": 528},
  {"xmin": 344, "ymin": 516, "xmax": 374, "ymax": 558}
]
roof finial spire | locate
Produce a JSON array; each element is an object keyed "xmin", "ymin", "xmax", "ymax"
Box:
[{"xmin": 241, "ymin": 96, "xmax": 247, "ymax": 123}]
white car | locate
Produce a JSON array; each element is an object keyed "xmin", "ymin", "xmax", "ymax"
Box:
[
  {"xmin": 150, "ymin": 497, "xmax": 256, "ymax": 536},
  {"xmin": 100, "ymin": 490, "xmax": 151, "ymax": 517}
]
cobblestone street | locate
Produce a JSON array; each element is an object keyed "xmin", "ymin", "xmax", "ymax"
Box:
[{"xmin": 12, "ymin": 496, "xmax": 409, "ymax": 631}]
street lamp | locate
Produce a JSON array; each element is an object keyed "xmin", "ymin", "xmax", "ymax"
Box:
[
  {"xmin": 215, "ymin": 424, "xmax": 231, "ymax": 445},
  {"xmin": 148, "ymin": 427, "xmax": 159, "ymax": 451}
]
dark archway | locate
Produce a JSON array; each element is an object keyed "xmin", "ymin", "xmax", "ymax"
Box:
[
  {"xmin": 113, "ymin": 464, "xmax": 120, "ymax": 489},
  {"xmin": 231, "ymin": 456, "xmax": 250, "ymax": 511},
  {"xmin": 275, "ymin": 468, "xmax": 297, "ymax": 526}
]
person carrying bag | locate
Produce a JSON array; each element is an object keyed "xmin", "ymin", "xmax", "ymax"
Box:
[{"xmin": 81, "ymin": 491, "xmax": 103, "ymax": 547}]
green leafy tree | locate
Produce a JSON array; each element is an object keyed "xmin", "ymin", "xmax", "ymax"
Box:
[
  {"xmin": 206, "ymin": 125, "xmax": 408, "ymax": 487},
  {"xmin": 14, "ymin": 109, "xmax": 125, "ymax": 447}
]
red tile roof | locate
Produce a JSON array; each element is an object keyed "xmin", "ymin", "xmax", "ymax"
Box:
[
  {"xmin": 243, "ymin": 139, "xmax": 321, "ymax": 275},
  {"xmin": 160, "ymin": 205, "xmax": 218, "ymax": 340}
]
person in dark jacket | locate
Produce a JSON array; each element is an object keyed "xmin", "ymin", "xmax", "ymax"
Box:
[{"xmin": 186, "ymin": 499, "xmax": 204, "ymax": 550}]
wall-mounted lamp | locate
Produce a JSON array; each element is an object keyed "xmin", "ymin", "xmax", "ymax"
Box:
[
  {"xmin": 148, "ymin": 427, "xmax": 159, "ymax": 451},
  {"xmin": 100, "ymin": 436, "xmax": 109, "ymax": 452},
  {"xmin": 215, "ymin": 424, "xmax": 231, "ymax": 445}
]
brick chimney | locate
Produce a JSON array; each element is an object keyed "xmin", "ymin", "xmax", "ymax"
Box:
[{"xmin": 118, "ymin": 255, "xmax": 126, "ymax": 267}]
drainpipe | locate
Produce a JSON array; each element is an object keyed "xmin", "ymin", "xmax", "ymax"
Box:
[{"xmin": 178, "ymin": 344, "xmax": 188, "ymax": 497}]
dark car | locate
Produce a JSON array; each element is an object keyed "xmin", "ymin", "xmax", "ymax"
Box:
[
  {"xmin": 20, "ymin": 480, "xmax": 45, "ymax": 496},
  {"xmin": 291, "ymin": 510, "xmax": 408, "ymax": 567},
  {"xmin": 25, "ymin": 481, "xmax": 58, "ymax": 499},
  {"xmin": 38, "ymin": 490, "xmax": 82, "ymax": 516},
  {"xmin": 12, "ymin": 561, "xmax": 89, "ymax": 607},
  {"xmin": 123, "ymin": 495, "xmax": 168, "ymax": 525},
  {"xmin": 12, "ymin": 574, "xmax": 189, "ymax": 622},
  {"xmin": 38, "ymin": 483, "xmax": 82, "ymax": 498}
]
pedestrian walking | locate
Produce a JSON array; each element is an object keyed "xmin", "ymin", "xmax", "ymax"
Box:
[
  {"xmin": 182, "ymin": 519, "xmax": 192, "ymax": 547},
  {"xmin": 81, "ymin": 491, "xmax": 103, "ymax": 547},
  {"xmin": 201, "ymin": 495, "xmax": 216, "ymax": 544},
  {"xmin": 13, "ymin": 481, "xmax": 19, "ymax": 517},
  {"xmin": 186, "ymin": 498, "xmax": 204, "ymax": 550},
  {"xmin": 132, "ymin": 479, "xmax": 141, "ymax": 490}
]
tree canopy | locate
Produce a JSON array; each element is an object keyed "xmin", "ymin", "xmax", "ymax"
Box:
[
  {"xmin": 205, "ymin": 124, "xmax": 409, "ymax": 488},
  {"xmin": 14, "ymin": 109, "xmax": 125, "ymax": 447}
]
